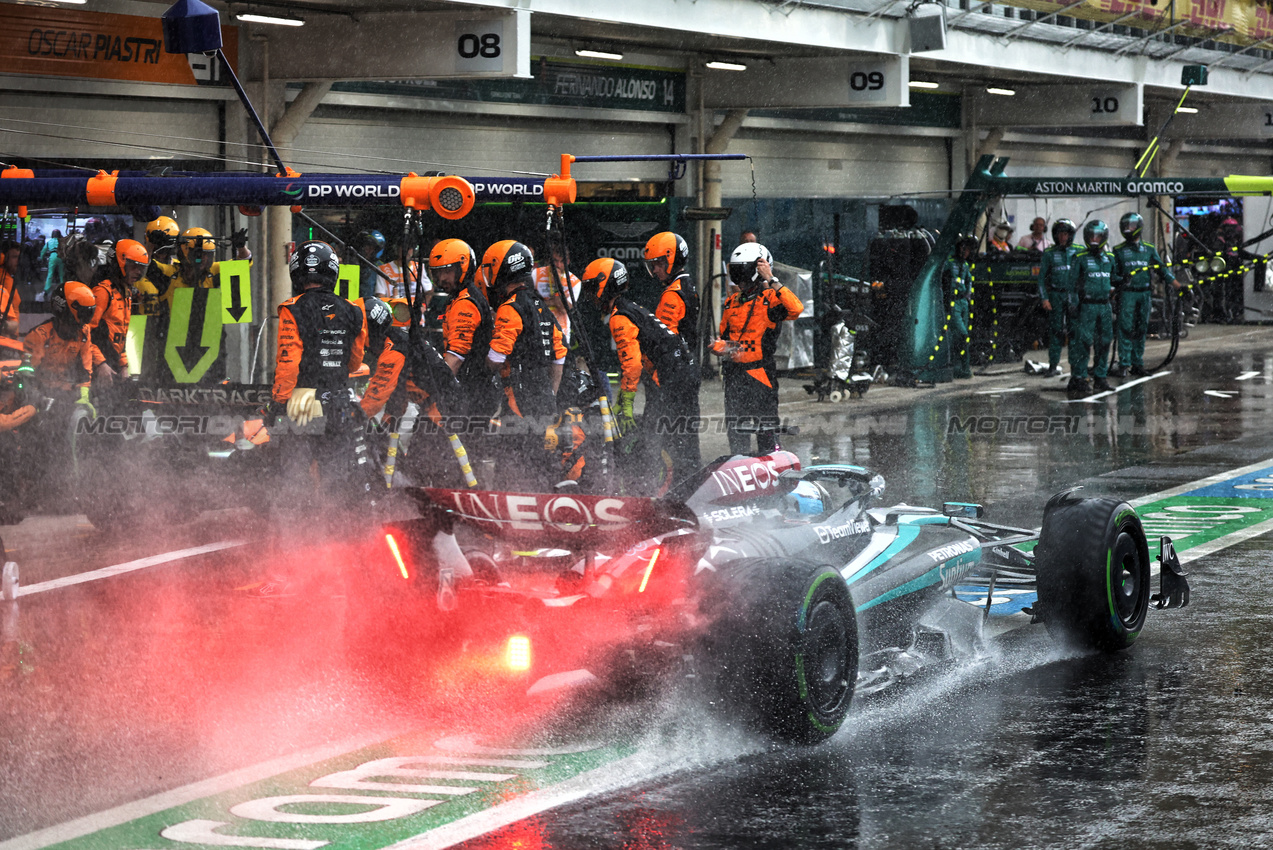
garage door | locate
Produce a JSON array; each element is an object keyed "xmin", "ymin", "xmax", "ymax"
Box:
[
  {"xmin": 289, "ymin": 105, "xmax": 674, "ymax": 183},
  {"xmin": 722, "ymin": 126, "xmax": 948, "ymax": 198},
  {"xmin": 0, "ymin": 90, "xmax": 221, "ymax": 161}
]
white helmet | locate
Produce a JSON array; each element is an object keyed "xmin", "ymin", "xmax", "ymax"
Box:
[{"xmin": 728, "ymin": 242, "xmax": 774, "ymax": 290}]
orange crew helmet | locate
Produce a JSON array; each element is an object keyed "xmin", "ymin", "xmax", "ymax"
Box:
[
  {"xmin": 479, "ymin": 240, "xmax": 534, "ymax": 302},
  {"xmin": 54, "ymin": 281, "xmax": 97, "ymax": 328},
  {"xmin": 115, "ymin": 239, "xmax": 149, "ymax": 279},
  {"xmin": 428, "ymin": 238, "xmax": 475, "ymax": 292},
  {"xmin": 642, "ymin": 231, "xmax": 689, "ymax": 278},
  {"xmin": 582, "ymin": 257, "xmax": 629, "ymax": 306},
  {"xmin": 145, "ymin": 216, "xmax": 179, "ymax": 252},
  {"xmin": 178, "ymin": 227, "xmax": 216, "ymax": 269}
]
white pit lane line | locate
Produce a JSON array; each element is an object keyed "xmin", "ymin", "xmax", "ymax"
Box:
[
  {"xmin": 1062, "ymin": 369, "xmax": 1171, "ymax": 403},
  {"xmin": 12, "ymin": 540, "xmax": 247, "ymax": 598}
]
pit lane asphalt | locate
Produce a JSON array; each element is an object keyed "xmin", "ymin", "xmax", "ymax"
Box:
[
  {"xmin": 457, "ymin": 323, "xmax": 1273, "ymax": 849},
  {"xmin": 2, "ymin": 324, "xmax": 1272, "ymax": 849}
]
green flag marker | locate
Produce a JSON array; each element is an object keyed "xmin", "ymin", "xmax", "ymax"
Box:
[
  {"xmin": 219, "ymin": 259, "xmax": 253, "ymax": 324},
  {"xmin": 336, "ymin": 265, "xmax": 360, "ymax": 301}
]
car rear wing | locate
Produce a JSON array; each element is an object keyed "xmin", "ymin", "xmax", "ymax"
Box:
[{"xmin": 408, "ymin": 487, "xmax": 698, "ymax": 552}]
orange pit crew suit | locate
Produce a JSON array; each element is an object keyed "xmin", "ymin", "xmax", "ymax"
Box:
[
  {"xmin": 88, "ymin": 239, "xmax": 148, "ymax": 376},
  {"xmin": 442, "ymin": 279, "xmax": 499, "ymax": 428},
  {"xmin": 586, "ymin": 257, "xmax": 701, "ymax": 491},
  {"xmin": 25, "ymin": 282, "xmax": 105, "ymax": 401},
  {"xmin": 273, "ymin": 241, "xmax": 373, "ymax": 503},
  {"xmin": 360, "ymin": 299, "xmax": 463, "ymax": 486},
  {"xmin": 717, "ymin": 243, "xmax": 803, "ymax": 455},
  {"xmin": 481, "ymin": 241, "xmax": 566, "ymax": 491},
  {"xmin": 1, "ymin": 241, "xmax": 21, "ymax": 341}
]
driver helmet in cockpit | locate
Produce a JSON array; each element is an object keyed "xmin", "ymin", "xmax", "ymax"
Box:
[{"xmin": 785, "ymin": 479, "xmax": 832, "ymax": 516}]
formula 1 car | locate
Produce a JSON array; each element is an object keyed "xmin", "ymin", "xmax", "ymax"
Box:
[{"xmin": 376, "ymin": 450, "xmax": 1191, "ymax": 744}]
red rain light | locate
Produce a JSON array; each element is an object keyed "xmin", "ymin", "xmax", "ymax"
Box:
[
  {"xmin": 385, "ymin": 533, "xmax": 409, "ymax": 579},
  {"xmin": 638, "ymin": 547, "xmax": 661, "ymax": 593},
  {"xmin": 506, "ymin": 635, "xmax": 532, "ymax": 671}
]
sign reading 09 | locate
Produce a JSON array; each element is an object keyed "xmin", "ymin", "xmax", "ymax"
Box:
[{"xmin": 844, "ymin": 57, "xmax": 908, "ymax": 107}]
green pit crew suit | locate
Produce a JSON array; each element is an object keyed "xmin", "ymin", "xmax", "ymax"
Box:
[
  {"xmin": 942, "ymin": 256, "xmax": 974, "ymax": 379},
  {"xmin": 1112, "ymin": 240, "xmax": 1172, "ymax": 373},
  {"xmin": 1038, "ymin": 243, "xmax": 1079, "ymax": 371},
  {"xmin": 1071, "ymin": 247, "xmax": 1116, "ymax": 380}
]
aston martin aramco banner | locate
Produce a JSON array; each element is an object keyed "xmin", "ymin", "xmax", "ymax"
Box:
[{"xmin": 999, "ymin": 0, "xmax": 1273, "ymax": 42}]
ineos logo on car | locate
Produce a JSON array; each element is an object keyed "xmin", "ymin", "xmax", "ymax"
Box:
[{"xmin": 435, "ymin": 489, "xmax": 632, "ymax": 532}]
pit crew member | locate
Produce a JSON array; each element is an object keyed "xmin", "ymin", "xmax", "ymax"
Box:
[
  {"xmin": 137, "ymin": 216, "xmax": 179, "ymax": 315},
  {"xmin": 1038, "ymin": 219, "xmax": 1079, "ymax": 377},
  {"xmin": 585, "ymin": 256, "xmax": 700, "ymax": 490},
  {"xmin": 1069, "ymin": 220, "xmax": 1116, "ymax": 396},
  {"xmin": 1, "ymin": 241, "xmax": 20, "ymax": 340},
  {"xmin": 1112, "ymin": 212, "xmax": 1173, "ymax": 377},
  {"xmin": 430, "ymin": 238, "xmax": 500, "ymax": 430},
  {"xmin": 273, "ymin": 241, "xmax": 372, "ymax": 501},
  {"xmin": 482, "ymin": 240, "xmax": 566, "ymax": 490},
  {"xmin": 88, "ymin": 239, "xmax": 148, "ymax": 377},
  {"xmin": 714, "ymin": 242, "xmax": 803, "ymax": 455},
  {"xmin": 163, "ymin": 226, "xmax": 251, "ymax": 304}
]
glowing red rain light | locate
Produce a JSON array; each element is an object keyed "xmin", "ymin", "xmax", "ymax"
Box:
[
  {"xmin": 385, "ymin": 534, "xmax": 409, "ymax": 579},
  {"xmin": 638, "ymin": 547, "xmax": 661, "ymax": 593},
  {"xmin": 506, "ymin": 635, "xmax": 532, "ymax": 671}
]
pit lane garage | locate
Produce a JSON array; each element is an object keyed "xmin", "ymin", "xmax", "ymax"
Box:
[{"xmin": 5, "ymin": 0, "xmax": 1273, "ymax": 847}]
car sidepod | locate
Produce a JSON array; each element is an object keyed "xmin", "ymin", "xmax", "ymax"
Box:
[{"xmin": 845, "ymin": 510, "xmax": 984, "ymax": 656}]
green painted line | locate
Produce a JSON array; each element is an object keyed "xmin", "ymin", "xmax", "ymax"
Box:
[{"xmin": 34, "ymin": 732, "xmax": 636, "ymax": 850}]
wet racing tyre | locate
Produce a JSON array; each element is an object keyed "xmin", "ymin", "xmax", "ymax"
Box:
[
  {"xmin": 1034, "ymin": 491, "xmax": 1151, "ymax": 652},
  {"xmin": 701, "ymin": 558, "xmax": 858, "ymax": 744}
]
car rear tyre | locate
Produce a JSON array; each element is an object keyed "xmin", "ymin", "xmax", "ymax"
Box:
[
  {"xmin": 703, "ymin": 558, "xmax": 858, "ymax": 744},
  {"xmin": 1034, "ymin": 491, "xmax": 1150, "ymax": 652}
]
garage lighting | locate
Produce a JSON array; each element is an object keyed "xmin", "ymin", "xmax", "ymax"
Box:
[
  {"xmin": 986, "ymin": 87, "xmax": 1016, "ymax": 96},
  {"xmin": 706, "ymin": 61, "xmax": 748, "ymax": 71},
  {"xmin": 909, "ymin": 81, "xmax": 940, "ymax": 89},
  {"xmin": 576, "ymin": 49, "xmax": 624, "ymax": 61},
  {"xmin": 235, "ymin": 12, "xmax": 305, "ymax": 26},
  {"xmin": 1176, "ymin": 106, "xmax": 1199, "ymax": 114},
  {"xmin": 40, "ymin": 0, "xmax": 87, "ymax": 4}
]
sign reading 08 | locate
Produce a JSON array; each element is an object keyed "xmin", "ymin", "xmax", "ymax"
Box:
[{"xmin": 454, "ymin": 19, "xmax": 504, "ymax": 74}]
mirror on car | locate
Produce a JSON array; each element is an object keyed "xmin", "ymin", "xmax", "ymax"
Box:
[{"xmin": 942, "ymin": 502, "xmax": 984, "ymax": 519}]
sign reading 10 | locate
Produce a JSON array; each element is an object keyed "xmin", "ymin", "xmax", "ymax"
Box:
[{"xmin": 1091, "ymin": 96, "xmax": 1120, "ymax": 114}]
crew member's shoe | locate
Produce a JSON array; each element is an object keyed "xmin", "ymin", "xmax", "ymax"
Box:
[
  {"xmin": 1129, "ymin": 365, "xmax": 1151, "ymax": 377},
  {"xmin": 1066, "ymin": 376, "xmax": 1091, "ymax": 398},
  {"xmin": 1108, "ymin": 364, "xmax": 1128, "ymax": 377},
  {"xmin": 1093, "ymin": 377, "xmax": 1113, "ymax": 392},
  {"xmin": 1044, "ymin": 365, "xmax": 1061, "ymax": 377}
]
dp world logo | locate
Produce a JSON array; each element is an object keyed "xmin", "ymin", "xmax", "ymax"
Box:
[{"xmin": 281, "ymin": 183, "xmax": 304, "ymax": 200}]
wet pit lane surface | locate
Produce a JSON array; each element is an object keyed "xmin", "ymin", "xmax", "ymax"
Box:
[{"xmin": 2, "ymin": 326, "xmax": 1272, "ymax": 850}]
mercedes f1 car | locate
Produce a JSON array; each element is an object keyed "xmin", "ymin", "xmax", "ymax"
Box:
[{"xmin": 377, "ymin": 449, "xmax": 1191, "ymax": 744}]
